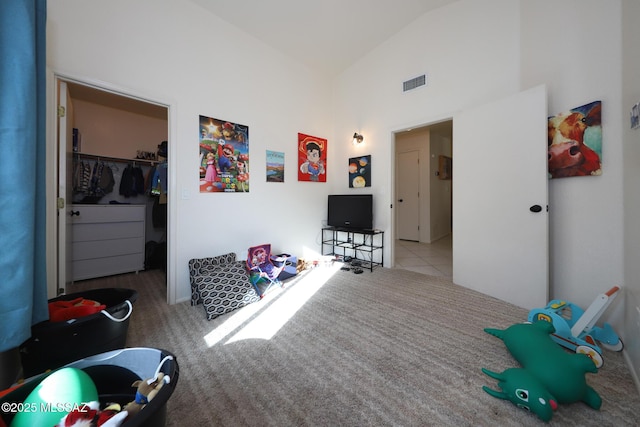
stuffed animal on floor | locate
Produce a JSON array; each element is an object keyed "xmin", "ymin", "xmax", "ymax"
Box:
[
  {"xmin": 49, "ymin": 297, "xmax": 106, "ymax": 322},
  {"xmin": 121, "ymin": 372, "xmax": 169, "ymax": 419},
  {"xmin": 57, "ymin": 401, "xmax": 127, "ymax": 427},
  {"xmin": 482, "ymin": 321, "xmax": 602, "ymax": 422}
]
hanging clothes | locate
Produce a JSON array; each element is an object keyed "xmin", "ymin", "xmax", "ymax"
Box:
[
  {"xmin": 132, "ymin": 165, "xmax": 145, "ymax": 195},
  {"xmin": 96, "ymin": 163, "xmax": 115, "ymax": 195},
  {"xmin": 148, "ymin": 161, "xmax": 168, "ymax": 227},
  {"xmin": 119, "ymin": 164, "xmax": 133, "ymax": 196},
  {"xmin": 119, "ymin": 164, "xmax": 145, "ymax": 197},
  {"xmin": 73, "ymin": 160, "xmax": 91, "ymax": 194},
  {"xmin": 75, "ymin": 160, "xmax": 115, "ymax": 203},
  {"xmin": 149, "ymin": 162, "xmax": 168, "ymax": 197},
  {"xmin": 145, "ymin": 164, "xmax": 156, "ymax": 194}
]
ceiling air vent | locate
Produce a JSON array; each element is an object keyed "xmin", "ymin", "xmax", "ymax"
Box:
[{"xmin": 403, "ymin": 74, "xmax": 426, "ymax": 92}]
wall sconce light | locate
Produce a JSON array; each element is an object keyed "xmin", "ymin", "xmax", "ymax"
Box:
[{"xmin": 352, "ymin": 132, "xmax": 364, "ymax": 145}]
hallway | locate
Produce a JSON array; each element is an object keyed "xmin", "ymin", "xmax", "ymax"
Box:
[{"xmin": 394, "ymin": 235, "xmax": 452, "ymax": 278}]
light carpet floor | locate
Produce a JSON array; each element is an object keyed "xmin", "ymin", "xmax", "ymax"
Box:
[{"xmin": 70, "ymin": 266, "xmax": 640, "ymax": 426}]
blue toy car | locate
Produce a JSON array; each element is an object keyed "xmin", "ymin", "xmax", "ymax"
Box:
[{"xmin": 527, "ymin": 286, "xmax": 623, "ymax": 368}]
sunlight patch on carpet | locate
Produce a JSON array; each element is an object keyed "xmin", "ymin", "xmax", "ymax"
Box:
[
  {"xmin": 203, "ymin": 296, "xmax": 266, "ymax": 347},
  {"xmin": 203, "ymin": 263, "xmax": 341, "ymax": 346},
  {"xmin": 225, "ymin": 263, "xmax": 341, "ymax": 343}
]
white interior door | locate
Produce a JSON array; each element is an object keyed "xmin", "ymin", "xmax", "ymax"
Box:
[
  {"xmin": 396, "ymin": 150, "xmax": 420, "ymax": 241},
  {"xmin": 57, "ymin": 80, "xmax": 74, "ymax": 295},
  {"xmin": 453, "ymin": 85, "xmax": 548, "ymax": 310}
]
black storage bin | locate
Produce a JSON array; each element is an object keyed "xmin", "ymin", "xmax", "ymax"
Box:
[
  {"xmin": 0, "ymin": 347, "xmax": 178, "ymax": 427},
  {"xmin": 19, "ymin": 288, "xmax": 138, "ymax": 377}
]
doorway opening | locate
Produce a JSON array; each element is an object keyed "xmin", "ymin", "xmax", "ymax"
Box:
[
  {"xmin": 393, "ymin": 120, "xmax": 453, "ymax": 278},
  {"xmin": 54, "ymin": 76, "xmax": 171, "ymax": 301}
]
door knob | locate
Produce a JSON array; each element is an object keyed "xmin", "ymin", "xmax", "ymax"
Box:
[
  {"xmin": 398, "ymin": 199, "xmax": 404, "ymax": 203},
  {"xmin": 70, "ymin": 210, "xmax": 80, "ymax": 216},
  {"xmin": 529, "ymin": 205, "xmax": 542, "ymax": 213}
]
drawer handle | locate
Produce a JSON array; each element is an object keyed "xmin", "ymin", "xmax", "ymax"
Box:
[{"xmin": 70, "ymin": 210, "xmax": 80, "ymax": 217}]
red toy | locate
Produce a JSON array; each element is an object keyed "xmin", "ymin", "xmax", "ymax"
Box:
[
  {"xmin": 49, "ymin": 298, "xmax": 106, "ymax": 322},
  {"xmin": 57, "ymin": 401, "xmax": 127, "ymax": 427}
]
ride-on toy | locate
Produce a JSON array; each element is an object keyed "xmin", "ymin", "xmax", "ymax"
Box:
[{"xmin": 527, "ymin": 286, "xmax": 623, "ymax": 368}]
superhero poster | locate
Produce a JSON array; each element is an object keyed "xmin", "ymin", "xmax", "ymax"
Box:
[
  {"xmin": 297, "ymin": 132, "xmax": 327, "ymax": 182},
  {"xmin": 199, "ymin": 115, "xmax": 249, "ymax": 192}
]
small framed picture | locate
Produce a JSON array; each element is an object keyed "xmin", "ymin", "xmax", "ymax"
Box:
[{"xmin": 349, "ymin": 155, "xmax": 371, "ymax": 188}]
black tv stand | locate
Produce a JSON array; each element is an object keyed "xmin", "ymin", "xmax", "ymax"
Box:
[{"xmin": 321, "ymin": 227, "xmax": 384, "ymax": 271}]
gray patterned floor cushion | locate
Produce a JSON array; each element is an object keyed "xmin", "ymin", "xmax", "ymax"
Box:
[
  {"xmin": 189, "ymin": 252, "xmax": 238, "ymax": 305},
  {"xmin": 189, "ymin": 254, "xmax": 259, "ymax": 320}
]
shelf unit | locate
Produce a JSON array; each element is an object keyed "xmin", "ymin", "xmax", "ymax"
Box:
[{"xmin": 321, "ymin": 227, "xmax": 384, "ymax": 271}]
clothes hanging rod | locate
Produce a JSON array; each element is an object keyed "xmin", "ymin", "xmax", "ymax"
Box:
[{"xmin": 74, "ymin": 152, "xmax": 159, "ymax": 166}]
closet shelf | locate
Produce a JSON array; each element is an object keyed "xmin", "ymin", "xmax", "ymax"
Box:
[{"xmin": 75, "ymin": 152, "xmax": 159, "ymax": 166}]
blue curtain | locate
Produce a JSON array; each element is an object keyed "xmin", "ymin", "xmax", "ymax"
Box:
[{"xmin": 0, "ymin": 0, "xmax": 48, "ymax": 352}]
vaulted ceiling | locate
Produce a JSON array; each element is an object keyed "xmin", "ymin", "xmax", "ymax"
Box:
[
  {"xmin": 189, "ymin": 0, "xmax": 459, "ymax": 76},
  {"xmin": 67, "ymin": 0, "xmax": 459, "ymax": 124}
]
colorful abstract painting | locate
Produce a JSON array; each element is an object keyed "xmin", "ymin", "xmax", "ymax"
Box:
[{"xmin": 548, "ymin": 100, "xmax": 602, "ymax": 179}]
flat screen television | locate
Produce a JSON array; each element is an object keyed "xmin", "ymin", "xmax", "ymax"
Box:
[{"xmin": 327, "ymin": 194, "xmax": 373, "ymax": 230}]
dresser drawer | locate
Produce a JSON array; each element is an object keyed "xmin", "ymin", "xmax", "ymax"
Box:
[
  {"xmin": 71, "ymin": 204, "xmax": 146, "ymax": 281},
  {"xmin": 73, "ymin": 222, "xmax": 144, "ymax": 242},
  {"xmin": 72, "ymin": 237, "xmax": 145, "ymax": 261},
  {"xmin": 72, "ymin": 204, "xmax": 145, "ymax": 224},
  {"xmin": 72, "ymin": 254, "xmax": 145, "ymax": 282}
]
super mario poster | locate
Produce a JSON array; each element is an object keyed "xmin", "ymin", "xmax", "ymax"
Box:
[
  {"xmin": 297, "ymin": 132, "xmax": 327, "ymax": 182},
  {"xmin": 199, "ymin": 115, "xmax": 249, "ymax": 192}
]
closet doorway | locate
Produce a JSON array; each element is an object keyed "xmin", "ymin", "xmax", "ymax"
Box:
[{"xmin": 56, "ymin": 77, "xmax": 170, "ymax": 298}]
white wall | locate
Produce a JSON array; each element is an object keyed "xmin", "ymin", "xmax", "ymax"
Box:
[
  {"xmin": 47, "ymin": 0, "xmax": 334, "ymax": 304},
  {"xmin": 622, "ymin": 0, "xmax": 640, "ymax": 388},
  {"xmin": 333, "ymin": 0, "xmax": 522, "ymax": 261},
  {"xmin": 520, "ymin": 0, "xmax": 624, "ymax": 313},
  {"xmin": 333, "ymin": 0, "xmax": 628, "ymax": 337}
]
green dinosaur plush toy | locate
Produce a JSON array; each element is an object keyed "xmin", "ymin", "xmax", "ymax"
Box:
[{"xmin": 482, "ymin": 321, "xmax": 601, "ymax": 422}]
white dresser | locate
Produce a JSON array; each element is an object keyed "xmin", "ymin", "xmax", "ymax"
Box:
[{"xmin": 71, "ymin": 204, "xmax": 146, "ymax": 281}]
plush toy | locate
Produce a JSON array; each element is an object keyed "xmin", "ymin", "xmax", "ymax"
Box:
[
  {"xmin": 121, "ymin": 372, "xmax": 169, "ymax": 419},
  {"xmin": 57, "ymin": 401, "xmax": 127, "ymax": 427},
  {"xmin": 49, "ymin": 298, "xmax": 106, "ymax": 322},
  {"xmin": 54, "ymin": 370, "xmax": 170, "ymax": 426},
  {"xmin": 482, "ymin": 321, "xmax": 602, "ymax": 422}
]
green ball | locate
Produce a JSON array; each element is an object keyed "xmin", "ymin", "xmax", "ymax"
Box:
[{"xmin": 10, "ymin": 367, "xmax": 98, "ymax": 427}]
